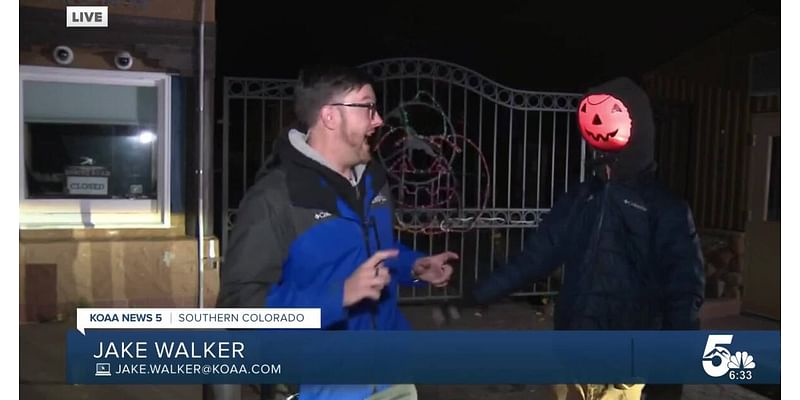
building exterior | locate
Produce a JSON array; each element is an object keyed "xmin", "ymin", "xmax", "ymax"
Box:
[
  {"xmin": 19, "ymin": 0, "xmax": 218, "ymax": 322},
  {"xmin": 642, "ymin": 14, "xmax": 779, "ymax": 319}
]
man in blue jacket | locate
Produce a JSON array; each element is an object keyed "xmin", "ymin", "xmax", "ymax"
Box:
[
  {"xmin": 218, "ymin": 64, "xmax": 457, "ymax": 400},
  {"xmin": 472, "ymin": 77, "xmax": 705, "ymax": 400}
]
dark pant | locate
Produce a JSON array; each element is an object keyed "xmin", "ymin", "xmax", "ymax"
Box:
[{"xmin": 642, "ymin": 384, "xmax": 683, "ymax": 400}]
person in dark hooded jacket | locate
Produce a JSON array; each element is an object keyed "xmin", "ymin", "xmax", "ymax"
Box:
[{"xmin": 471, "ymin": 77, "xmax": 705, "ymax": 400}]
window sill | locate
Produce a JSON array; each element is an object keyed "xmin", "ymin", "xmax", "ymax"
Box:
[{"xmin": 19, "ymin": 214, "xmax": 187, "ymax": 240}]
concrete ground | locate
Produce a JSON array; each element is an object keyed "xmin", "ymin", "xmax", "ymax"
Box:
[{"xmin": 20, "ymin": 300, "xmax": 779, "ymax": 400}]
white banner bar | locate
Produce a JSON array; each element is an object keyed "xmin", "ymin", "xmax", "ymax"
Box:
[{"xmin": 76, "ymin": 308, "xmax": 321, "ymax": 334}]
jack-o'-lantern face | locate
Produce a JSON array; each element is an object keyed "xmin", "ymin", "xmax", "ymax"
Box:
[{"xmin": 577, "ymin": 94, "xmax": 632, "ymax": 152}]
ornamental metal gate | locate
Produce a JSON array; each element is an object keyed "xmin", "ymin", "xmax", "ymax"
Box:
[{"xmin": 221, "ymin": 58, "xmax": 585, "ymax": 302}]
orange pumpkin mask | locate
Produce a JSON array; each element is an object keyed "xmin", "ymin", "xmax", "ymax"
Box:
[{"xmin": 577, "ymin": 94, "xmax": 632, "ymax": 152}]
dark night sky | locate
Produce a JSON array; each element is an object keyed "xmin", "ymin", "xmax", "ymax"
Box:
[{"xmin": 216, "ymin": 1, "xmax": 779, "ymax": 92}]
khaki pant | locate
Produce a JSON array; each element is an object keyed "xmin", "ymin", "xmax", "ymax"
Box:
[
  {"xmin": 551, "ymin": 384, "xmax": 645, "ymax": 400},
  {"xmin": 366, "ymin": 384, "xmax": 418, "ymax": 400}
]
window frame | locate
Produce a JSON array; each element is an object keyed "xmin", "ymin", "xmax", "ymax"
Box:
[{"xmin": 19, "ymin": 65, "xmax": 172, "ymax": 229}]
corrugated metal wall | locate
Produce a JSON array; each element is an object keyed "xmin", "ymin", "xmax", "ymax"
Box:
[{"xmin": 643, "ymin": 75, "xmax": 779, "ymax": 231}]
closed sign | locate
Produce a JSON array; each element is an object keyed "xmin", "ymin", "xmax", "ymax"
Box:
[{"xmin": 67, "ymin": 176, "xmax": 108, "ymax": 195}]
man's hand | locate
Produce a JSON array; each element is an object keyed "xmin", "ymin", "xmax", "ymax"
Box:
[
  {"xmin": 343, "ymin": 249, "xmax": 398, "ymax": 307},
  {"xmin": 412, "ymin": 251, "xmax": 458, "ymax": 287}
]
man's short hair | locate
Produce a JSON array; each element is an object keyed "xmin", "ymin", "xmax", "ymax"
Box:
[{"xmin": 293, "ymin": 64, "xmax": 374, "ymax": 130}]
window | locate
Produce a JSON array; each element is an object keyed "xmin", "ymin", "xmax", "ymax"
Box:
[{"xmin": 20, "ymin": 66, "xmax": 171, "ymax": 229}]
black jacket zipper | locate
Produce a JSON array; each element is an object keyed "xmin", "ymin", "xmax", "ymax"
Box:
[{"xmin": 355, "ymin": 184, "xmax": 380, "ymax": 331}]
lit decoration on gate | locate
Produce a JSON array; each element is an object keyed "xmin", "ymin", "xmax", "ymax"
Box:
[{"xmin": 374, "ymin": 91, "xmax": 491, "ymax": 234}]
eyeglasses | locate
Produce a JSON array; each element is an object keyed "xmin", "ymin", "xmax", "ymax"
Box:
[{"xmin": 328, "ymin": 102, "xmax": 378, "ymax": 119}]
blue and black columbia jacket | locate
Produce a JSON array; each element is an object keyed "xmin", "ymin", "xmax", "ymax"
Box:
[
  {"xmin": 473, "ymin": 77, "xmax": 705, "ymax": 331},
  {"xmin": 218, "ymin": 129, "xmax": 424, "ymax": 399}
]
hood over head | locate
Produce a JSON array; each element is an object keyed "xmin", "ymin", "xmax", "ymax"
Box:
[{"xmin": 580, "ymin": 77, "xmax": 656, "ymax": 182}]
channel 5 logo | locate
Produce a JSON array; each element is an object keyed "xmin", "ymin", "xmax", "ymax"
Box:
[{"xmin": 702, "ymin": 334, "xmax": 756, "ymax": 380}]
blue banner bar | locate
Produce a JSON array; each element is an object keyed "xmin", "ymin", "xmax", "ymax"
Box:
[{"xmin": 66, "ymin": 330, "xmax": 779, "ymax": 384}]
